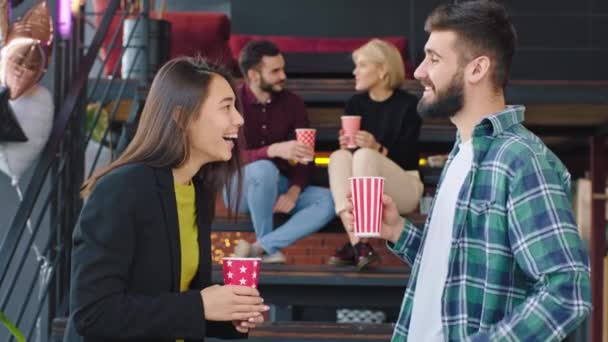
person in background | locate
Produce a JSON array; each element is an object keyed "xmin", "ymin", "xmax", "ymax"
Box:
[
  {"xmin": 342, "ymin": 1, "xmax": 591, "ymax": 340},
  {"xmin": 68, "ymin": 57, "xmax": 268, "ymax": 342},
  {"xmin": 328, "ymin": 39, "xmax": 423, "ymax": 270},
  {"xmin": 226, "ymin": 40, "xmax": 335, "ymax": 264}
]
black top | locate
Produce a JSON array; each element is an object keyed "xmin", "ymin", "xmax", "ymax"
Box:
[
  {"xmin": 345, "ymin": 89, "xmax": 421, "ymax": 170},
  {"xmin": 68, "ymin": 163, "xmax": 244, "ymax": 342}
]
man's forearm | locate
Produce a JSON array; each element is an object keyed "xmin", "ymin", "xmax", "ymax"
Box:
[
  {"xmin": 243, "ymin": 147, "xmax": 270, "ymax": 163},
  {"xmin": 286, "ymin": 185, "xmax": 301, "ymax": 200},
  {"xmin": 469, "ymin": 269, "xmax": 591, "ymax": 341}
]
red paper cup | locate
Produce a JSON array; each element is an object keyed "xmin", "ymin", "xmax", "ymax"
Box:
[
  {"xmin": 295, "ymin": 128, "xmax": 316, "ymax": 162},
  {"xmin": 350, "ymin": 176, "xmax": 385, "ymax": 237},
  {"xmin": 341, "ymin": 116, "xmax": 361, "ymax": 149},
  {"xmin": 222, "ymin": 257, "xmax": 261, "ymax": 288}
]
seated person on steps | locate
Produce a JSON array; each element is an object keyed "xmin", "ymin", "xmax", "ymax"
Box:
[
  {"xmin": 328, "ymin": 39, "xmax": 424, "ymax": 270},
  {"xmin": 225, "ymin": 40, "xmax": 335, "ymax": 264}
]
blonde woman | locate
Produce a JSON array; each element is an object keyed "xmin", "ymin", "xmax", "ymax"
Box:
[{"xmin": 328, "ymin": 39, "xmax": 424, "ymax": 269}]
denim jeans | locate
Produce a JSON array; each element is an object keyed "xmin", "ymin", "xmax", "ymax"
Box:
[{"xmin": 224, "ymin": 160, "xmax": 335, "ymax": 254}]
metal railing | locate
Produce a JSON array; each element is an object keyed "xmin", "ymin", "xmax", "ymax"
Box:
[{"xmin": 0, "ymin": 1, "xmax": 151, "ymax": 340}]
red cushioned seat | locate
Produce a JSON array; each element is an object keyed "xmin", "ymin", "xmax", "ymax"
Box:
[
  {"xmin": 229, "ymin": 34, "xmax": 413, "ymax": 78},
  {"xmin": 92, "ymin": 0, "xmax": 234, "ymax": 77}
]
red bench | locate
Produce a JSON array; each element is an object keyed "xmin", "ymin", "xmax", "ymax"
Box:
[
  {"xmin": 229, "ymin": 34, "xmax": 414, "ymax": 78},
  {"xmin": 93, "ymin": 0, "xmax": 234, "ymax": 76},
  {"xmin": 92, "ymin": 1, "xmax": 413, "ymax": 79}
]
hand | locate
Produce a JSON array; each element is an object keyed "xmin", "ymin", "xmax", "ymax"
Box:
[
  {"xmin": 342, "ymin": 193, "xmax": 405, "ymax": 243},
  {"xmin": 233, "ymin": 314, "xmax": 265, "ymax": 334},
  {"xmin": 273, "ymin": 186, "xmax": 300, "ymax": 213},
  {"xmin": 267, "ymin": 140, "xmax": 313, "ymax": 163},
  {"xmin": 201, "ymin": 285, "xmax": 269, "ymax": 322},
  {"xmin": 354, "ymin": 130, "xmax": 380, "ymax": 150},
  {"xmin": 338, "ymin": 129, "xmax": 349, "ymax": 150}
]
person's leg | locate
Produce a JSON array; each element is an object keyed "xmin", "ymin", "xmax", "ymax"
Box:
[
  {"xmin": 328, "ymin": 149, "xmax": 353, "ymax": 215},
  {"xmin": 328, "ymin": 149, "xmax": 359, "ymax": 247},
  {"xmin": 223, "ymin": 171, "xmax": 249, "ymax": 215},
  {"xmin": 327, "ymin": 149, "xmax": 360, "ymax": 266},
  {"xmin": 224, "ymin": 160, "xmax": 280, "ymax": 241},
  {"xmin": 391, "ymin": 170, "xmax": 424, "ymax": 214},
  {"xmin": 257, "ymin": 180, "xmax": 335, "ymax": 254},
  {"xmin": 352, "ymin": 148, "xmax": 423, "ymax": 214},
  {"xmin": 250, "ymin": 175, "xmax": 289, "ymax": 260},
  {"xmin": 350, "ymin": 147, "xmax": 422, "ymax": 269}
]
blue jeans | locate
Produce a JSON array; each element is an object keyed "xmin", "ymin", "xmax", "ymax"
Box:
[{"xmin": 224, "ymin": 160, "xmax": 335, "ymax": 254}]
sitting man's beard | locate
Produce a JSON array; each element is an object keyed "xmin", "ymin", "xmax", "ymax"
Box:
[
  {"xmin": 260, "ymin": 77, "xmax": 283, "ymax": 94},
  {"xmin": 417, "ymin": 73, "xmax": 464, "ymax": 120}
]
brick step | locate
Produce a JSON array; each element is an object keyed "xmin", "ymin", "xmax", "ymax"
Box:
[{"xmin": 211, "ymin": 231, "xmax": 411, "ymax": 267}]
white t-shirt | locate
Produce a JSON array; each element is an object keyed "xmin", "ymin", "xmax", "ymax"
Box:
[{"xmin": 407, "ymin": 139, "xmax": 474, "ymax": 342}]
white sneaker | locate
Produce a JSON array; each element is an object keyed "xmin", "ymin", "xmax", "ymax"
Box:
[
  {"xmin": 234, "ymin": 240, "xmax": 251, "ymax": 258},
  {"xmin": 262, "ymin": 251, "xmax": 286, "ymax": 264}
]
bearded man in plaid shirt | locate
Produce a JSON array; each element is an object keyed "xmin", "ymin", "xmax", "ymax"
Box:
[{"xmin": 343, "ymin": 1, "xmax": 591, "ymax": 341}]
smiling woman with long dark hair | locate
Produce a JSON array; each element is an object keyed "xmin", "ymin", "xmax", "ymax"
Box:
[{"xmin": 68, "ymin": 57, "xmax": 269, "ymax": 342}]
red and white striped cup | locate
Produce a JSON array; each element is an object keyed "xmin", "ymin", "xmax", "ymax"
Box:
[
  {"xmin": 222, "ymin": 257, "xmax": 261, "ymax": 288},
  {"xmin": 350, "ymin": 176, "xmax": 385, "ymax": 237}
]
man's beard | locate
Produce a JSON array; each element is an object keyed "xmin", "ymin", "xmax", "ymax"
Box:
[
  {"xmin": 260, "ymin": 77, "xmax": 284, "ymax": 94},
  {"xmin": 417, "ymin": 71, "xmax": 464, "ymax": 120}
]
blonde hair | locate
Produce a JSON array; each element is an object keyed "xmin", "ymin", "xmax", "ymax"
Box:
[{"xmin": 352, "ymin": 39, "xmax": 406, "ymax": 89}]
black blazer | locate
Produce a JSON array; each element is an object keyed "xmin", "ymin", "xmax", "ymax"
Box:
[{"xmin": 67, "ymin": 163, "xmax": 244, "ymax": 342}]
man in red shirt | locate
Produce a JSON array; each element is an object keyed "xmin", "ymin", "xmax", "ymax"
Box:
[{"xmin": 225, "ymin": 40, "xmax": 335, "ymax": 263}]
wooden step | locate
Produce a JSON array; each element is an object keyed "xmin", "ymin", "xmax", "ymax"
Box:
[
  {"xmin": 212, "ymin": 264, "xmax": 409, "ymax": 309},
  {"xmin": 232, "ymin": 321, "xmax": 393, "ymax": 341},
  {"xmin": 52, "ymin": 317, "xmax": 394, "ymax": 342},
  {"xmin": 212, "ymin": 211, "xmax": 427, "ymax": 233}
]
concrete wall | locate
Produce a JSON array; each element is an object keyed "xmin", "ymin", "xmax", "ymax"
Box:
[{"xmin": 231, "ymin": 0, "xmax": 608, "ymax": 80}]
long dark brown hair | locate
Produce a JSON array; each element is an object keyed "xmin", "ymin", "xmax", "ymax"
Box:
[{"xmin": 81, "ymin": 57, "xmax": 243, "ymax": 216}]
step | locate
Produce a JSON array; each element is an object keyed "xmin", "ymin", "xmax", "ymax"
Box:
[
  {"xmin": 215, "ymin": 321, "xmax": 394, "ymax": 342},
  {"xmin": 52, "ymin": 317, "xmax": 393, "ymax": 342},
  {"xmin": 212, "ymin": 212, "xmax": 427, "ymax": 233},
  {"xmin": 212, "ymin": 264, "xmax": 409, "ymax": 309}
]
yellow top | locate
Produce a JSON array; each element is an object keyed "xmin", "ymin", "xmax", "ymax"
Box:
[{"xmin": 174, "ymin": 181, "xmax": 199, "ymax": 342}]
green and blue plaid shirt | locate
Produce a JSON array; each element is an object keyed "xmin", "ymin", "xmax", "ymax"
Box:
[{"xmin": 389, "ymin": 106, "xmax": 591, "ymax": 341}]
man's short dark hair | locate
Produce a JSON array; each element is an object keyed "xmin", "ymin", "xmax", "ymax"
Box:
[
  {"xmin": 238, "ymin": 40, "xmax": 281, "ymax": 77},
  {"xmin": 425, "ymin": 0, "xmax": 517, "ymax": 89}
]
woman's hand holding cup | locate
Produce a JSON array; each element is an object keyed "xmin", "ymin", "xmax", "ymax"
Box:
[{"xmin": 201, "ymin": 285, "xmax": 269, "ymax": 322}]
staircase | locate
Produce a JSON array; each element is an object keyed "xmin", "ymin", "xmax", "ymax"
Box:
[{"xmin": 0, "ymin": 1, "xmax": 154, "ymax": 341}]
